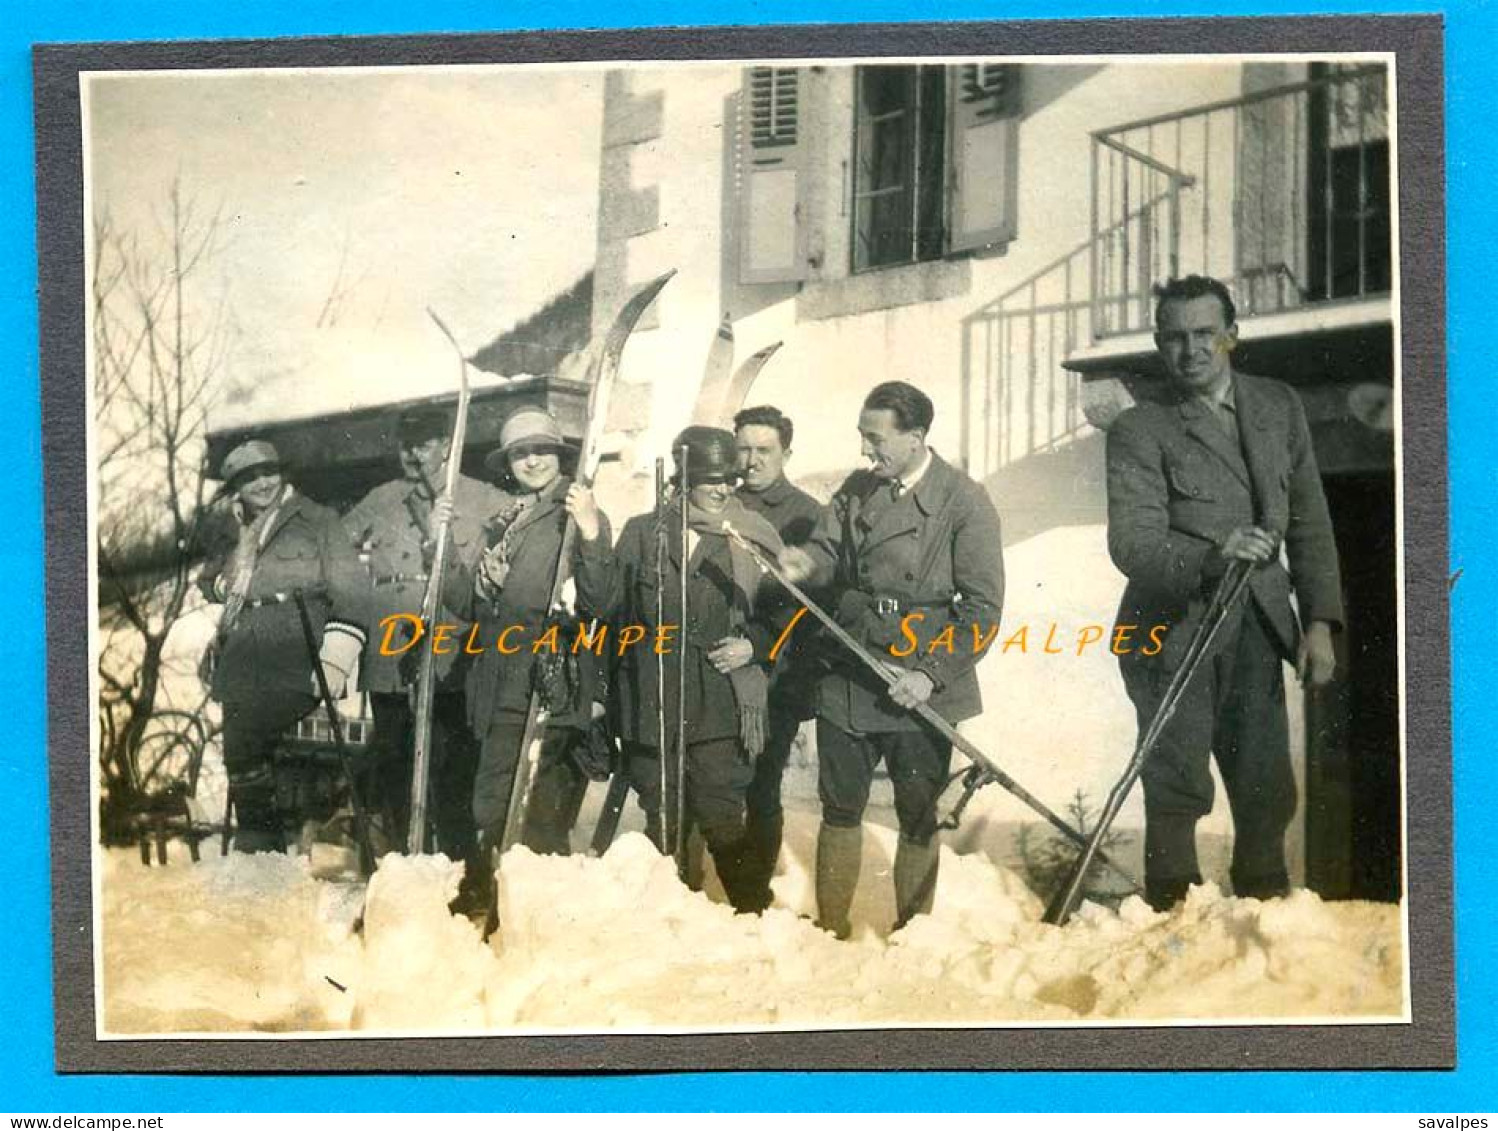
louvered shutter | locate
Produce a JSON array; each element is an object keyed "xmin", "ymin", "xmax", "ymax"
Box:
[
  {"xmin": 948, "ymin": 63, "xmax": 1022, "ymax": 253},
  {"xmin": 737, "ymin": 66, "xmax": 809, "ymax": 284}
]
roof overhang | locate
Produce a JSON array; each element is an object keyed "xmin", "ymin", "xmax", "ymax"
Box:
[
  {"xmin": 1063, "ymin": 294, "xmax": 1396, "ymax": 384},
  {"xmin": 205, "ymin": 376, "xmax": 591, "ymax": 507}
]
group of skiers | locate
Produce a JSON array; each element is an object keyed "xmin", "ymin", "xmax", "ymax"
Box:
[
  {"xmin": 201, "ymin": 273, "xmax": 1347, "ymax": 933},
  {"xmin": 201, "ymin": 378, "xmax": 1005, "ymax": 935}
]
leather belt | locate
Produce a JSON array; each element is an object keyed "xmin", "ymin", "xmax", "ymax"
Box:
[
  {"xmin": 373, "ymin": 572, "xmax": 428, "ymax": 587},
  {"xmin": 872, "ymin": 594, "xmax": 952, "ymax": 617}
]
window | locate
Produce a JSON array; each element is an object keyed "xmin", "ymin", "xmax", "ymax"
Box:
[
  {"xmin": 852, "ymin": 66, "xmax": 948, "ymax": 271},
  {"xmin": 1308, "ymin": 63, "xmax": 1391, "ymax": 300},
  {"xmin": 851, "ymin": 63, "xmax": 1022, "ymax": 273},
  {"xmin": 732, "ymin": 64, "xmax": 1022, "ymax": 287}
]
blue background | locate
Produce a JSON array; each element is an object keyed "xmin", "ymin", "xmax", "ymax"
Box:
[{"xmin": 3, "ymin": 0, "xmax": 1488, "ymax": 1112}]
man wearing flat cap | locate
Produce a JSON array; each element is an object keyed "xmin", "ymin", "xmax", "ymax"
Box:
[
  {"xmin": 342, "ymin": 407, "xmax": 510, "ymax": 874},
  {"xmin": 199, "ymin": 439, "xmax": 371, "ymax": 853}
]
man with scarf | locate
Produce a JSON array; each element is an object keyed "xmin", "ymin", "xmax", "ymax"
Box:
[
  {"xmin": 780, "ymin": 381, "xmax": 1004, "ymax": 938},
  {"xmin": 199, "ymin": 439, "xmax": 371, "ymax": 853},
  {"xmin": 608, "ymin": 426, "xmax": 785, "ymax": 914},
  {"xmin": 342, "ymin": 408, "xmax": 509, "ymax": 870},
  {"xmin": 439, "ymin": 407, "xmax": 613, "ymax": 902}
]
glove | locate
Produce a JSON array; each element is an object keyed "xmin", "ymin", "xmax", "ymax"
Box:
[
  {"xmin": 317, "ymin": 662, "xmax": 350, "ymax": 701},
  {"xmin": 314, "ymin": 624, "xmax": 363, "ymax": 700}
]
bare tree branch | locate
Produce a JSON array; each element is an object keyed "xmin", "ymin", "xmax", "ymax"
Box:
[{"xmin": 93, "ymin": 175, "xmax": 234, "ymax": 840}]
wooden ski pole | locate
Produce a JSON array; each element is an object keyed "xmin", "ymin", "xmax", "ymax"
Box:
[
  {"xmin": 674, "ymin": 443, "xmax": 690, "ymax": 875},
  {"xmin": 1043, "ymin": 559, "xmax": 1256, "ymax": 926},
  {"xmin": 720, "ymin": 522, "xmax": 1141, "ymax": 893},
  {"xmin": 653, "ymin": 457, "xmax": 671, "ymax": 855}
]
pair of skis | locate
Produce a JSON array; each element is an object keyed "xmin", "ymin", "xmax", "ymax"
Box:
[
  {"xmin": 406, "ymin": 272, "xmax": 674, "ymax": 896},
  {"xmin": 482, "ymin": 271, "xmax": 677, "ymax": 929},
  {"xmin": 693, "ymin": 317, "xmax": 783, "ymax": 429},
  {"xmin": 587, "ymin": 320, "xmax": 786, "ymax": 859}
]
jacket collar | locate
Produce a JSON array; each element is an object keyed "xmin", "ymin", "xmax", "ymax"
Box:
[
  {"xmin": 1173, "ymin": 375, "xmax": 1250, "ymax": 488},
  {"xmin": 506, "ymin": 476, "xmax": 569, "ymax": 536},
  {"xmin": 905, "ymin": 449, "xmax": 953, "ymax": 516},
  {"xmin": 853, "ymin": 450, "xmax": 955, "ymax": 553},
  {"xmin": 743, "ymin": 475, "xmax": 793, "ymax": 509},
  {"xmin": 260, "ymin": 487, "xmax": 306, "ymax": 545}
]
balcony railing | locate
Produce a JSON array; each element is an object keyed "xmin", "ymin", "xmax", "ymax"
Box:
[
  {"xmin": 1090, "ymin": 64, "xmax": 1391, "ymax": 337},
  {"xmin": 961, "ymin": 240, "xmax": 1092, "ymax": 478},
  {"xmin": 962, "ymin": 65, "xmax": 1393, "ymax": 481}
]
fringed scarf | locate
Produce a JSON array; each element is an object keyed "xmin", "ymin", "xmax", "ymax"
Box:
[
  {"xmin": 683, "ymin": 496, "xmax": 785, "ymax": 758},
  {"xmin": 220, "ymin": 483, "xmax": 294, "ymax": 635}
]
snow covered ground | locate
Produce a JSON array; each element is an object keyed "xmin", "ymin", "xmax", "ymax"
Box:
[
  {"xmin": 100, "ymin": 521, "xmax": 1389, "ymax": 1037},
  {"xmin": 99, "ymin": 811, "xmax": 1404, "ymax": 1036}
]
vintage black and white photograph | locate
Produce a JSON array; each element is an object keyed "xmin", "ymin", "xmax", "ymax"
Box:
[{"xmin": 78, "ymin": 42, "xmax": 1412, "ymax": 1041}]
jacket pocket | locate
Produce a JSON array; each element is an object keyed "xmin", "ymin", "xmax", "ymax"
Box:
[
  {"xmin": 269, "ymin": 532, "xmax": 319, "ymax": 561},
  {"xmin": 1165, "ymin": 461, "xmax": 1219, "ymax": 502}
]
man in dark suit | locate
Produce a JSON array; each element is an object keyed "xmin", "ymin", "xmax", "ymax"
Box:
[
  {"xmin": 732, "ymin": 405, "xmax": 825, "ymax": 912},
  {"xmin": 1106, "ymin": 274, "xmax": 1342, "ymax": 911},
  {"xmin": 781, "ymin": 382, "xmax": 1004, "ymax": 937}
]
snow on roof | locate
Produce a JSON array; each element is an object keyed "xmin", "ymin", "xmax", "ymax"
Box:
[{"xmin": 208, "ymin": 323, "xmax": 548, "ymax": 435}]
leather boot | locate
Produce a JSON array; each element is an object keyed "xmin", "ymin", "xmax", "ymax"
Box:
[
  {"xmin": 682, "ymin": 825, "xmax": 707, "ymax": 892},
  {"xmin": 1231, "ymin": 870, "xmax": 1290, "ymax": 901},
  {"xmin": 229, "ymin": 770, "xmax": 285, "ymax": 854},
  {"xmin": 1144, "ymin": 874, "xmax": 1200, "ymax": 912},
  {"xmin": 450, "ymin": 841, "xmax": 494, "ymax": 918},
  {"xmin": 815, "ymin": 823, "xmax": 862, "ymax": 940},
  {"xmin": 705, "ymin": 833, "xmax": 758, "ymax": 913},
  {"xmin": 740, "ymin": 810, "xmax": 783, "ymax": 914},
  {"xmin": 893, "ymin": 835, "xmax": 939, "ymax": 930}
]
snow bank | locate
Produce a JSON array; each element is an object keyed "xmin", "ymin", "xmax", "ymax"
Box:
[
  {"xmin": 100, "ymin": 850, "xmax": 363, "ymax": 1033},
  {"xmin": 100, "ymin": 815, "xmax": 1404, "ymax": 1035}
]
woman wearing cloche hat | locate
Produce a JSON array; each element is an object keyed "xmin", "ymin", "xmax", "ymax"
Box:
[
  {"xmin": 436, "ymin": 406, "xmax": 613, "ymax": 906},
  {"xmin": 605, "ymin": 425, "xmax": 786, "ymax": 913},
  {"xmin": 198, "ymin": 438, "xmax": 371, "ymax": 853}
]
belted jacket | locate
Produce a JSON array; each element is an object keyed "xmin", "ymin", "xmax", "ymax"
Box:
[
  {"xmin": 343, "ymin": 471, "xmax": 511, "ymax": 693},
  {"xmin": 199, "ymin": 491, "xmax": 371, "ymax": 703},
  {"xmin": 800, "ymin": 451, "xmax": 1005, "ymax": 732}
]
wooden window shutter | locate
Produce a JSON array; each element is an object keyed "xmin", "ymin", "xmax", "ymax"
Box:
[
  {"xmin": 737, "ymin": 66, "xmax": 809, "ymax": 283},
  {"xmin": 947, "ymin": 63, "xmax": 1022, "ymax": 254}
]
